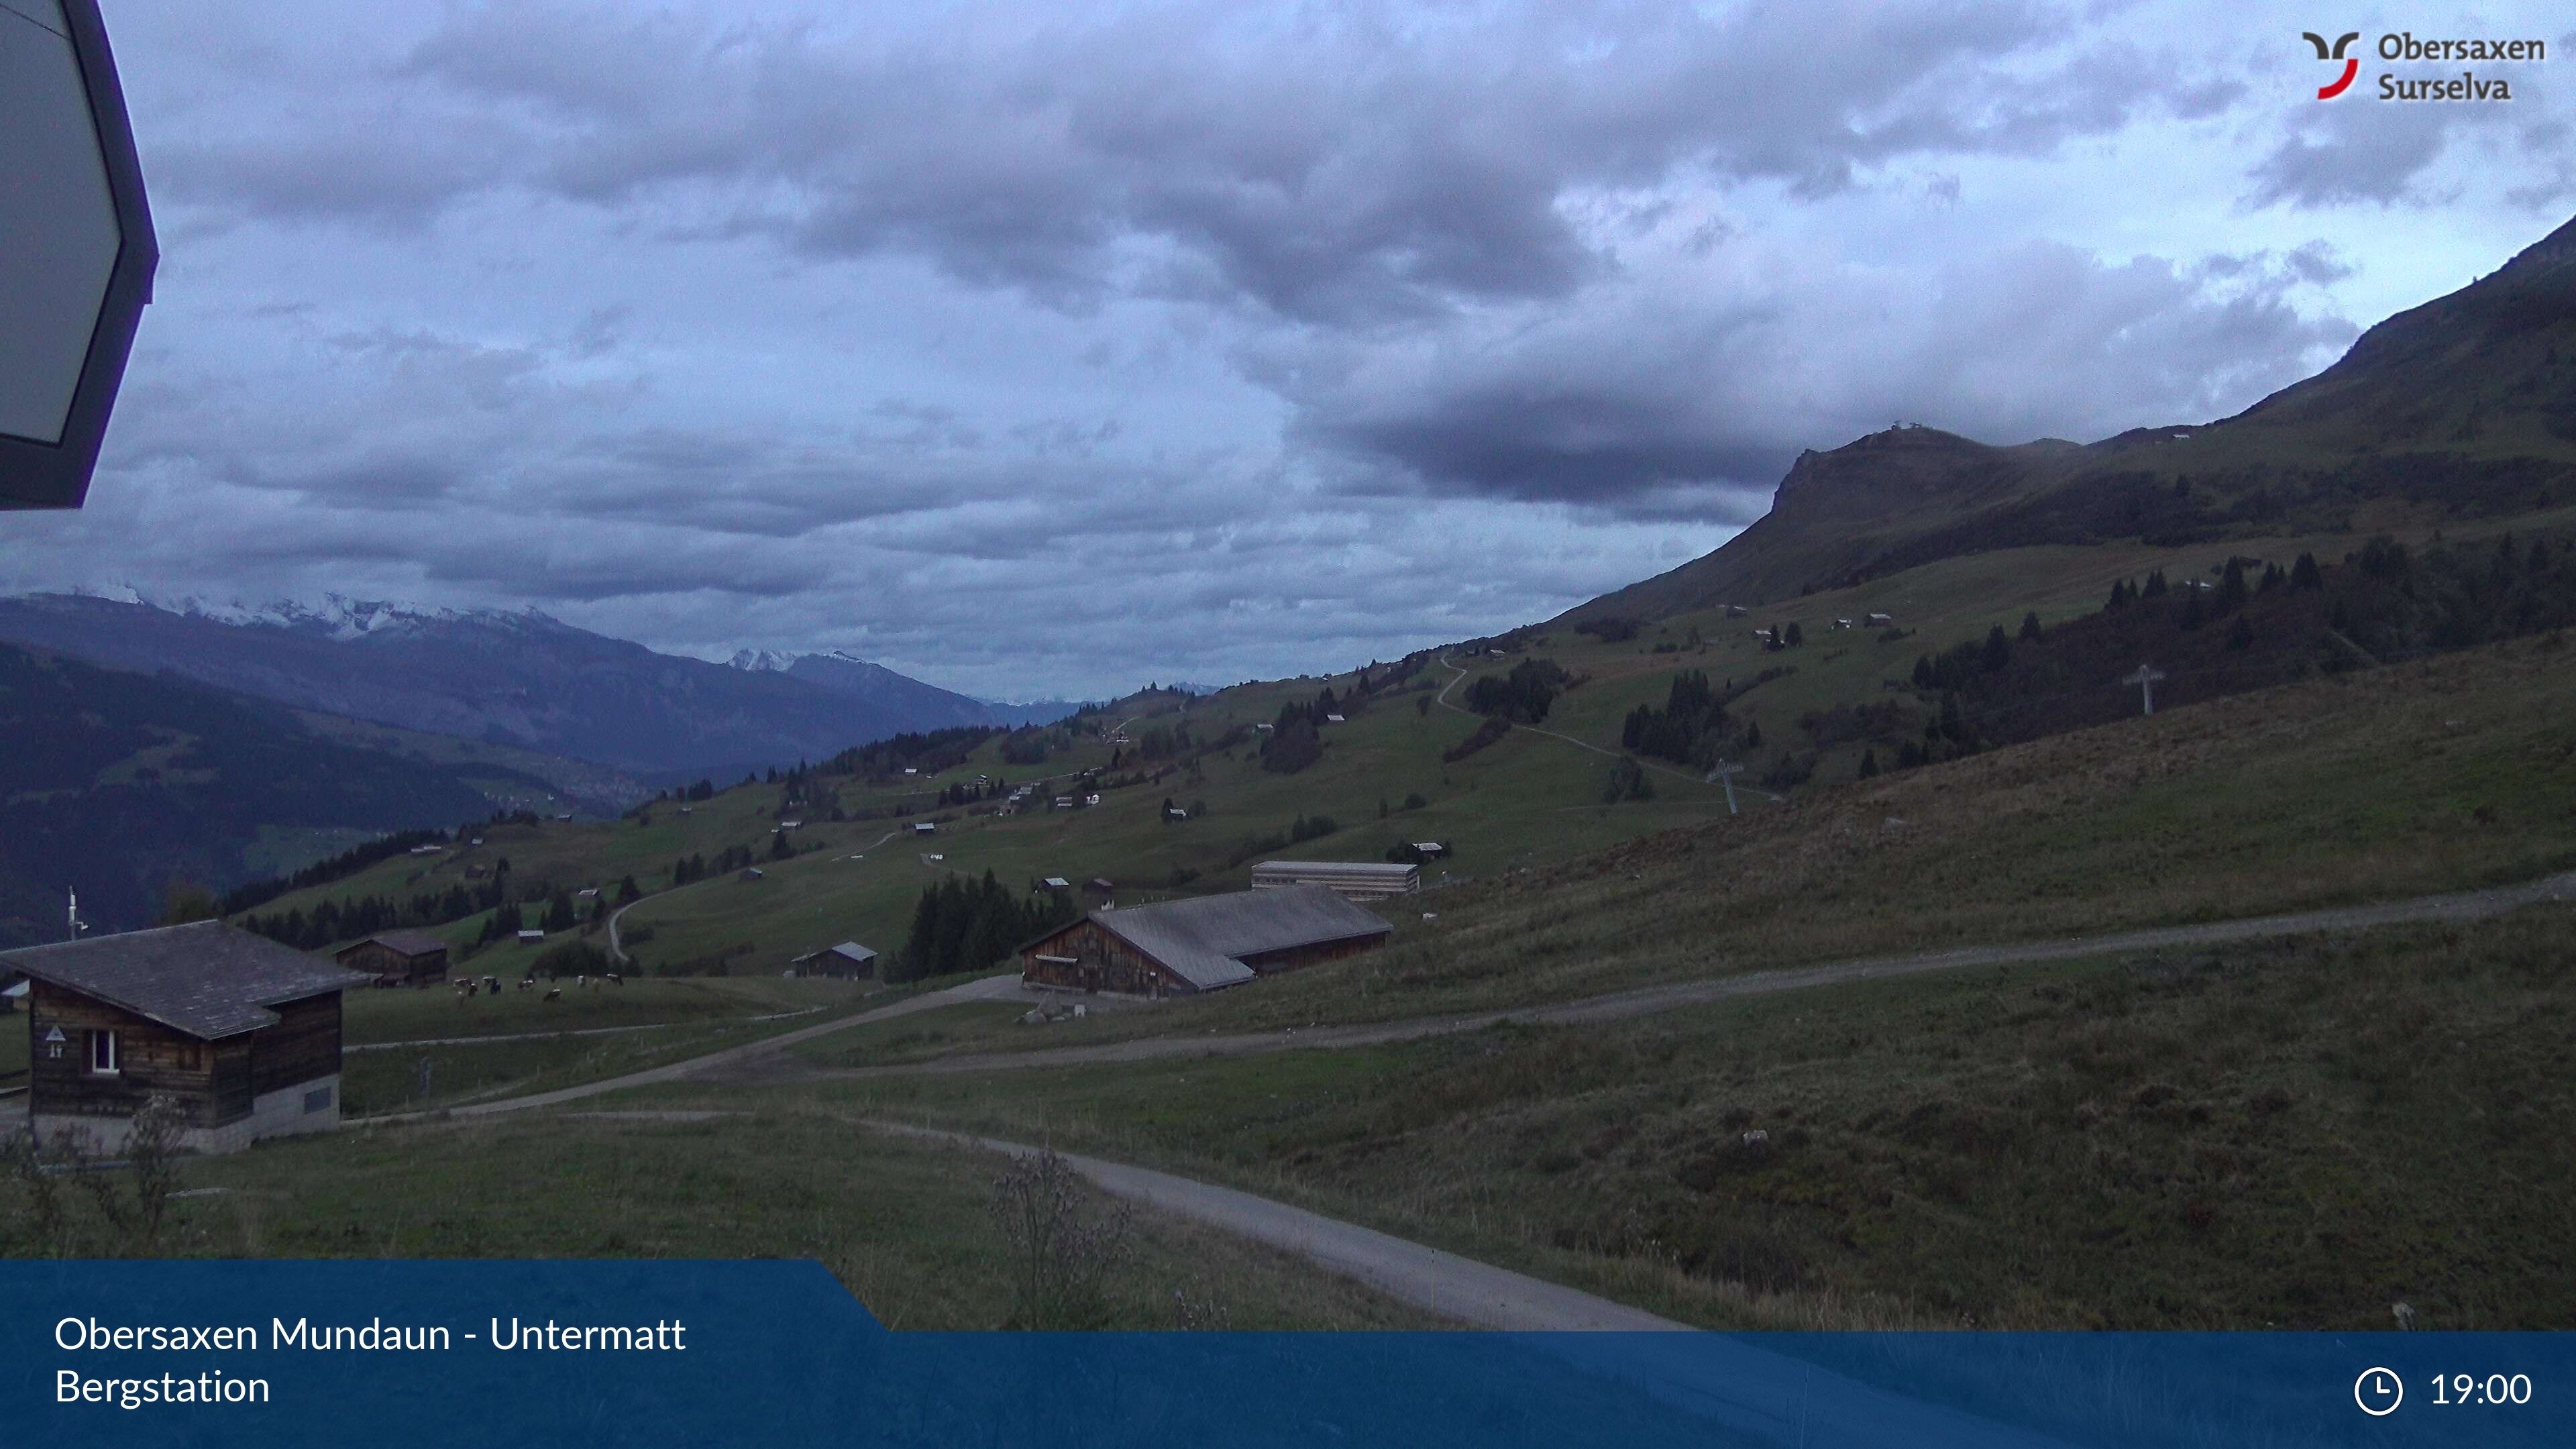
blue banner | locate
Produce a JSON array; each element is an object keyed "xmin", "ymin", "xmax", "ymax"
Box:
[{"xmin": 3, "ymin": 1260, "xmax": 2567, "ymax": 1447}]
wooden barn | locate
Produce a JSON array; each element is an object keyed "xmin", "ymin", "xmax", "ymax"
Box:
[
  {"xmin": 333, "ymin": 929, "xmax": 451, "ymax": 987},
  {"xmin": 1018, "ymin": 886, "xmax": 1391, "ymax": 998},
  {"xmin": 795, "ymin": 942, "xmax": 878, "ymax": 980},
  {"xmin": 6, "ymin": 921, "xmax": 376, "ymax": 1155}
]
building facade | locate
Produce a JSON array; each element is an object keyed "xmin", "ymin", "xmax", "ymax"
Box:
[
  {"xmin": 333, "ymin": 930, "xmax": 451, "ymax": 987},
  {"xmin": 1248, "ymin": 860, "xmax": 1421, "ymax": 900},
  {"xmin": 1018, "ymin": 885, "xmax": 1393, "ymax": 998},
  {"xmin": 9, "ymin": 921, "xmax": 375, "ymax": 1155}
]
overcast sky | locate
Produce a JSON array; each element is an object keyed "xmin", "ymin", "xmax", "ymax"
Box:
[{"xmin": 7, "ymin": 1, "xmax": 2571, "ymax": 700}]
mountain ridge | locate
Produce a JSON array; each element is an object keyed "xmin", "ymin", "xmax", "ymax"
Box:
[
  {"xmin": 0, "ymin": 592, "xmax": 998, "ymax": 779},
  {"xmin": 1569, "ymin": 212, "xmax": 2576, "ymax": 624}
]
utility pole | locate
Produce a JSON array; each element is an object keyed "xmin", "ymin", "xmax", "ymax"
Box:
[
  {"xmin": 2123, "ymin": 664, "xmax": 2167, "ymax": 716},
  {"xmin": 1708, "ymin": 760, "xmax": 1745, "ymax": 816}
]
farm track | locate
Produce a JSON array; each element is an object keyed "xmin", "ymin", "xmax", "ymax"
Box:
[
  {"xmin": 859, "ymin": 1122, "xmax": 2068, "ymax": 1444},
  {"xmin": 815, "ymin": 867, "xmax": 2576, "ymax": 1079}
]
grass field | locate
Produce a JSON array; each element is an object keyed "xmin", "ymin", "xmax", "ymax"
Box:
[
  {"xmin": 0, "ymin": 1108, "xmax": 1445, "ymax": 1332},
  {"xmin": 336, "ymin": 974, "xmax": 977, "ymax": 1114},
  {"xmin": 782, "ymin": 631, "xmax": 2576, "ymax": 1062},
  {"xmin": 804, "ymin": 903, "xmax": 2576, "ymax": 1332}
]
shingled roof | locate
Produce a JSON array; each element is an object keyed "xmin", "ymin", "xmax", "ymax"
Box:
[
  {"xmin": 347, "ymin": 929, "xmax": 451, "ymax": 958},
  {"xmin": 2, "ymin": 920, "xmax": 376, "ymax": 1040},
  {"xmin": 1087, "ymin": 885, "xmax": 1392, "ymax": 991}
]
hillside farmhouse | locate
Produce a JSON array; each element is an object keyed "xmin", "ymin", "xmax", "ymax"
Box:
[
  {"xmin": 1019, "ymin": 885, "xmax": 1391, "ymax": 997},
  {"xmin": 7, "ymin": 921, "xmax": 375, "ymax": 1155},
  {"xmin": 1249, "ymin": 859, "xmax": 1421, "ymax": 901},
  {"xmin": 333, "ymin": 930, "xmax": 451, "ymax": 987},
  {"xmin": 794, "ymin": 942, "xmax": 877, "ymax": 979}
]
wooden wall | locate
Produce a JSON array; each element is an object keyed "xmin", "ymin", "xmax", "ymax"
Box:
[
  {"xmin": 25, "ymin": 983, "xmax": 344, "ymax": 1126},
  {"xmin": 1019, "ymin": 921, "xmax": 1179, "ymax": 996},
  {"xmin": 250, "ymin": 993, "xmax": 342, "ymax": 1098},
  {"xmin": 335, "ymin": 941, "xmax": 447, "ymax": 983},
  {"xmin": 25, "ymin": 981, "xmax": 225, "ymax": 1125},
  {"xmin": 1235, "ymin": 931, "xmax": 1388, "ymax": 975}
]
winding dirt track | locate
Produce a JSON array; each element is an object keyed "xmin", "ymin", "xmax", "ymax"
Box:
[{"xmin": 820, "ymin": 868, "xmax": 2576, "ymax": 1081}]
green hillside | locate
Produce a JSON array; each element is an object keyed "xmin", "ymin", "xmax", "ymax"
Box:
[{"xmin": 0, "ymin": 643, "xmax": 574, "ymax": 947}]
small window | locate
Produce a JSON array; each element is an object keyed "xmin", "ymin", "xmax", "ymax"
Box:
[
  {"xmin": 303, "ymin": 1085, "xmax": 333, "ymax": 1114},
  {"xmin": 87, "ymin": 1030, "xmax": 118, "ymax": 1075}
]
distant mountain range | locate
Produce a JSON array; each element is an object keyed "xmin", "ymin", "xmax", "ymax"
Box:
[
  {"xmin": 0, "ymin": 591, "xmax": 1077, "ymax": 781},
  {"xmin": 0, "ymin": 640, "xmax": 561, "ymax": 945},
  {"xmin": 724, "ymin": 647, "xmax": 1083, "ymax": 730},
  {"xmin": 1572, "ymin": 212, "xmax": 2576, "ymax": 623}
]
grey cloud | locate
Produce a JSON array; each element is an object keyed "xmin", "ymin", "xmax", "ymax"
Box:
[
  {"xmin": 307, "ymin": 1, "xmax": 2230, "ymax": 323},
  {"xmin": 1286, "ymin": 235, "xmax": 2355, "ymax": 520}
]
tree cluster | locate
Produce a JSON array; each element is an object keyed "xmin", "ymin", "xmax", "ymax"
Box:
[
  {"xmin": 894, "ymin": 870, "xmax": 1077, "ymax": 983},
  {"xmin": 1462, "ymin": 658, "xmax": 1566, "ymax": 724}
]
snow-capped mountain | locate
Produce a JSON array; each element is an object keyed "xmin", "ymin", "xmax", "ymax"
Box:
[
  {"xmin": 0, "ymin": 591, "xmax": 1008, "ymax": 780},
  {"xmin": 68, "ymin": 584, "xmax": 521, "ymax": 641}
]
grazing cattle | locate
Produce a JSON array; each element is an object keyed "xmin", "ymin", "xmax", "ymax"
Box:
[
  {"xmin": 543, "ymin": 988, "xmax": 562, "ymax": 1002},
  {"xmin": 484, "ymin": 976, "xmax": 500, "ymax": 994},
  {"xmin": 576, "ymin": 975, "xmax": 588, "ymax": 988},
  {"xmin": 604, "ymin": 973, "xmax": 623, "ymax": 987},
  {"xmin": 517, "ymin": 978, "xmax": 533, "ymax": 991}
]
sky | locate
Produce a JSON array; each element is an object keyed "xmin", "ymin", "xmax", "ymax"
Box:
[{"xmin": 5, "ymin": 0, "xmax": 2571, "ymax": 700}]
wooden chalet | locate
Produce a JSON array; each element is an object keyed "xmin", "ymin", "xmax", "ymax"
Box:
[
  {"xmin": 6, "ymin": 921, "xmax": 375, "ymax": 1155},
  {"xmin": 1018, "ymin": 886, "xmax": 1391, "ymax": 998},
  {"xmin": 795, "ymin": 942, "xmax": 878, "ymax": 980},
  {"xmin": 333, "ymin": 929, "xmax": 451, "ymax": 987}
]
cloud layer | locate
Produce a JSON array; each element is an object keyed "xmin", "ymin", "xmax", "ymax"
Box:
[{"xmin": 7, "ymin": 0, "xmax": 2567, "ymax": 698}]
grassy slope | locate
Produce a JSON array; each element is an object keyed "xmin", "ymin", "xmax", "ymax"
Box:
[
  {"xmin": 235, "ymin": 501, "xmax": 2558, "ymax": 991},
  {"xmin": 337, "ymin": 976, "xmax": 885, "ymax": 1114},
  {"xmin": 815, "ymin": 904, "xmax": 2576, "ymax": 1331},
  {"xmin": 794, "ymin": 628, "xmax": 2576, "ymax": 1061},
  {"xmin": 0, "ymin": 1109, "xmax": 1443, "ymax": 1332}
]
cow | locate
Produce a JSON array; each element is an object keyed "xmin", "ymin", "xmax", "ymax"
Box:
[{"xmin": 543, "ymin": 988, "xmax": 563, "ymax": 1002}]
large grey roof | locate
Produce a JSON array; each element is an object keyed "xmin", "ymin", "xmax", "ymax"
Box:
[
  {"xmin": 3, "ymin": 920, "xmax": 376, "ymax": 1040},
  {"xmin": 824, "ymin": 942, "xmax": 877, "ymax": 961},
  {"xmin": 1093, "ymin": 885, "xmax": 1391, "ymax": 991}
]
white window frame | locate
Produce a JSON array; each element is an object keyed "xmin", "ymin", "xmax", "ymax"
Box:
[{"xmin": 87, "ymin": 1028, "xmax": 119, "ymax": 1075}]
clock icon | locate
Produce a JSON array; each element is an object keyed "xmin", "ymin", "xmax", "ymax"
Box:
[{"xmin": 2356, "ymin": 1366, "xmax": 2404, "ymax": 1416}]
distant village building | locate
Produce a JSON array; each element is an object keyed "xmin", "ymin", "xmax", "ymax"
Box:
[
  {"xmin": 738, "ymin": 868, "xmax": 765, "ymax": 883},
  {"xmin": 5, "ymin": 922, "xmax": 374, "ymax": 1155},
  {"xmin": 1018, "ymin": 886, "xmax": 1392, "ymax": 997},
  {"xmin": 1865, "ymin": 612, "xmax": 1894, "ymax": 627},
  {"xmin": 794, "ymin": 942, "xmax": 877, "ymax": 980},
  {"xmin": 1040, "ymin": 877, "xmax": 1072, "ymax": 892},
  {"xmin": 517, "ymin": 928, "xmax": 547, "ymax": 943},
  {"xmin": 1083, "ymin": 793, "xmax": 1102, "ymax": 806},
  {"xmin": 1409, "ymin": 842, "xmax": 1446, "ymax": 859},
  {"xmin": 1166, "ymin": 807, "xmax": 1189, "ymax": 822},
  {"xmin": 912, "ymin": 822, "xmax": 936, "ymax": 835},
  {"xmin": 333, "ymin": 930, "xmax": 451, "ymax": 988},
  {"xmin": 1323, "ymin": 713, "xmax": 1346, "ymax": 724},
  {"xmin": 1249, "ymin": 860, "xmax": 1421, "ymax": 901}
]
